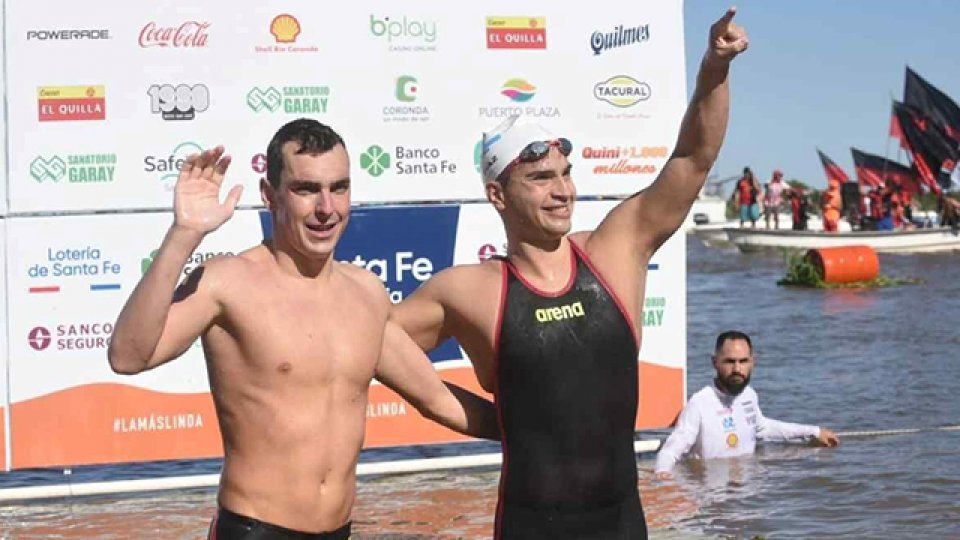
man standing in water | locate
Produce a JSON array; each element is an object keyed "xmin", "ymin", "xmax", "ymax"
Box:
[
  {"xmin": 109, "ymin": 119, "xmax": 498, "ymax": 539},
  {"xmin": 654, "ymin": 331, "xmax": 839, "ymax": 479},
  {"xmin": 392, "ymin": 9, "xmax": 748, "ymax": 538}
]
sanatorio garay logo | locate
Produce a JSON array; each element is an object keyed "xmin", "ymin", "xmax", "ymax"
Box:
[
  {"xmin": 247, "ymin": 86, "xmax": 330, "ymax": 114},
  {"xmin": 590, "ymin": 23, "xmax": 649, "ymax": 55},
  {"xmin": 30, "ymin": 153, "xmax": 116, "ymax": 184}
]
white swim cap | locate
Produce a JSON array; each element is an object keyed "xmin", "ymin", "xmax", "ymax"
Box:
[{"xmin": 480, "ymin": 114, "xmax": 559, "ymax": 185}]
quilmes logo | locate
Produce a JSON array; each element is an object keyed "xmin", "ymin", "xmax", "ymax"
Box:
[
  {"xmin": 144, "ymin": 141, "xmax": 203, "ymax": 190},
  {"xmin": 360, "ymin": 145, "xmax": 390, "ymax": 177},
  {"xmin": 369, "ymin": 15, "xmax": 437, "ymax": 52},
  {"xmin": 500, "ymin": 78, "xmax": 536, "ymax": 102},
  {"xmin": 30, "ymin": 153, "xmax": 116, "ymax": 183},
  {"xmin": 247, "ymin": 86, "xmax": 330, "ymax": 114},
  {"xmin": 593, "ymin": 76, "xmax": 650, "ymax": 107},
  {"xmin": 27, "ymin": 245, "xmax": 122, "ymax": 294},
  {"xmin": 139, "ymin": 21, "xmax": 211, "ymax": 48},
  {"xmin": 148, "ymin": 83, "xmax": 209, "ymax": 121},
  {"xmin": 581, "ymin": 145, "xmax": 664, "ymax": 175},
  {"xmin": 384, "ymin": 75, "xmax": 430, "ymax": 124},
  {"xmin": 38, "ymin": 85, "xmax": 105, "ymax": 121},
  {"xmin": 27, "ymin": 29, "xmax": 110, "ymax": 41},
  {"xmin": 590, "ymin": 23, "xmax": 649, "ymax": 56},
  {"xmin": 257, "ymin": 14, "xmax": 318, "ymax": 53},
  {"xmin": 486, "ymin": 16, "xmax": 546, "ymax": 49}
]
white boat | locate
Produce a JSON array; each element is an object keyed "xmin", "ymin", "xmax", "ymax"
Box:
[
  {"xmin": 692, "ymin": 214, "xmax": 837, "ymax": 248},
  {"xmin": 725, "ymin": 226, "xmax": 960, "ymax": 253}
]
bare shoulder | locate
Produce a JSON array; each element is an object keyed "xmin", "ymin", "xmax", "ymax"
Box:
[
  {"xmin": 337, "ymin": 261, "xmax": 390, "ymax": 307},
  {"xmin": 174, "ymin": 245, "xmax": 262, "ymax": 298},
  {"xmin": 420, "ymin": 259, "xmax": 501, "ymax": 301}
]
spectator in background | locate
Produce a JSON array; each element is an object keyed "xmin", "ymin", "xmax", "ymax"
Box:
[{"xmin": 763, "ymin": 170, "xmax": 785, "ymax": 229}]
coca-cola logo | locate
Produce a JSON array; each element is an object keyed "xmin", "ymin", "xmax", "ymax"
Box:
[{"xmin": 139, "ymin": 21, "xmax": 211, "ymax": 48}]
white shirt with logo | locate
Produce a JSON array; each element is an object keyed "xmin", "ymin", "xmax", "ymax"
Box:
[{"xmin": 654, "ymin": 384, "xmax": 820, "ymax": 474}]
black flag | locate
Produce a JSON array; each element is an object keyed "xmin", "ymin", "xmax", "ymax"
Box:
[{"xmin": 904, "ymin": 67, "xmax": 960, "ymax": 143}]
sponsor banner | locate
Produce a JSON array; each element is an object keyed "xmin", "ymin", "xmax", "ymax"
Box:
[
  {"xmin": 37, "ymin": 85, "xmax": 106, "ymax": 122},
  {"xmin": 1, "ymin": 219, "xmax": 8, "ymax": 469}
]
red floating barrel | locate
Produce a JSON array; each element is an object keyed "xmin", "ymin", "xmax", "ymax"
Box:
[{"xmin": 806, "ymin": 245, "xmax": 880, "ymax": 284}]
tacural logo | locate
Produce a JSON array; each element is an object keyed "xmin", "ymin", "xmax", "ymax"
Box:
[
  {"xmin": 593, "ymin": 76, "xmax": 650, "ymax": 107},
  {"xmin": 28, "ymin": 327, "xmax": 52, "ymax": 351},
  {"xmin": 139, "ymin": 21, "xmax": 211, "ymax": 48}
]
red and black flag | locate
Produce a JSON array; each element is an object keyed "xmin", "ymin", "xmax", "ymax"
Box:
[
  {"xmin": 904, "ymin": 67, "xmax": 960, "ymax": 143},
  {"xmin": 892, "ymin": 101, "xmax": 957, "ymax": 192},
  {"xmin": 850, "ymin": 147, "xmax": 920, "ymax": 193},
  {"xmin": 816, "ymin": 149, "xmax": 851, "ymax": 185}
]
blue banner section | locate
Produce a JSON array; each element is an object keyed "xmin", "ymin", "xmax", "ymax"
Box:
[{"xmin": 259, "ymin": 206, "xmax": 463, "ymax": 363}]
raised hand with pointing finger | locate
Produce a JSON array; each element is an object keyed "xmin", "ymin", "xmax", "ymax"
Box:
[{"xmin": 707, "ymin": 7, "xmax": 749, "ymax": 64}]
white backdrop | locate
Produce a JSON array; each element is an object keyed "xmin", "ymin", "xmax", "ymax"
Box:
[{"xmin": 1, "ymin": 0, "xmax": 688, "ymax": 469}]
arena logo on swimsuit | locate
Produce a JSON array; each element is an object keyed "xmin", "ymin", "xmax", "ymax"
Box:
[{"xmin": 534, "ymin": 300, "xmax": 585, "ymax": 323}]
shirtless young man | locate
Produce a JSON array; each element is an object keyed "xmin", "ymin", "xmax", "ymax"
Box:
[
  {"xmin": 108, "ymin": 119, "xmax": 498, "ymax": 539},
  {"xmin": 392, "ymin": 9, "xmax": 748, "ymax": 539}
]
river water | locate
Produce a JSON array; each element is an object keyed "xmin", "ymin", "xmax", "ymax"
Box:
[{"xmin": 1, "ymin": 239, "xmax": 958, "ymax": 538}]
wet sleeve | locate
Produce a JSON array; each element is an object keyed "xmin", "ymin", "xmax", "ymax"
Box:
[
  {"xmin": 755, "ymin": 402, "xmax": 820, "ymax": 442},
  {"xmin": 654, "ymin": 399, "xmax": 702, "ymax": 473}
]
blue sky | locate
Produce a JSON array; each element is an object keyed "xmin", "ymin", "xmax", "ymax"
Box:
[{"xmin": 683, "ymin": 1, "xmax": 960, "ymax": 191}]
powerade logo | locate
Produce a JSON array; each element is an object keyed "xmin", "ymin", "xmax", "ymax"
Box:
[
  {"xmin": 337, "ymin": 206, "xmax": 462, "ymax": 362},
  {"xmin": 590, "ymin": 23, "xmax": 649, "ymax": 56},
  {"xmin": 26, "ymin": 246, "xmax": 122, "ymax": 294},
  {"xmin": 383, "ymin": 75, "xmax": 430, "ymax": 124},
  {"xmin": 485, "ymin": 16, "xmax": 546, "ymax": 49},
  {"xmin": 501, "ymin": 78, "xmax": 536, "ymax": 102},
  {"xmin": 247, "ymin": 86, "xmax": 329, "ymax": 114},
  {"xmin": 30, "ymin": 153, "xmax": 116, "ymax": 184},
  {"xmin": 593, "ymin": 76, "xmax": 650, "ymax": 107},
  {"xmin": 369, "ymin": 15, "xmax": 437, "ymax": 52},
  {"xmin": 27, "ymin": 29, "xmax": 110, "ymax": 41},
  {"xmin": 144, "ymin": 141, "xmax": 203, "ymax": 191},
  {"xmin": 148, "ymin": 83, "xmax": 209, "ymax": 121}
]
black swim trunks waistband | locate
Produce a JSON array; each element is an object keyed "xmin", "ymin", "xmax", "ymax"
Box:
[{"xmin": 209, "ymin": 507, "xmax": 351, "ymax": 540}]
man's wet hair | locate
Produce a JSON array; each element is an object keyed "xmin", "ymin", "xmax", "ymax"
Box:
[
  {"xmin": 715, "ymin": 330, "xmax": 752, "ymax": 353},
  {"xmin": 266, "ymin": 118, "xmax": 345, "ymax": 189}
]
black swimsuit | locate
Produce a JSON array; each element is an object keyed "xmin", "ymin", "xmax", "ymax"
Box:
[{"xmin": 493, "ymin": 242, "xmax": 648, "ymax": 539}]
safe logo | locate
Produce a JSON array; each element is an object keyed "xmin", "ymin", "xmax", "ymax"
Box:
[
  {"xmin": 395, "ymin": 75, "xmax": 418, "ymax": 102},
  {"xmin": 247, "ymin": 87, "xmax": 283, "ymax": 112},
  {"xmin": 361, "ymin": 145, "xmax": 390, "ymax": 177},
  {"xmin": 30, "ymin": 156, "xmax": 67, "ymax": 182},
  {"xmin": 501, "ymin": 79, "xmax": 536, "ymax": 102}
]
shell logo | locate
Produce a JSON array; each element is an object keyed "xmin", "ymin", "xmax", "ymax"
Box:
[
  {"xmin": 270, "ymin": 14, "xmax": 301, "ymax": 44},
  {"xmin": 726, "ymin": 433, "xmax": 739, "ymax": 448}
]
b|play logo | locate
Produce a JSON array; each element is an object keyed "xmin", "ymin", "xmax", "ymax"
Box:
[
  {"xmin": 501, "ymin": 78, "xmax": 536, "ymax": 102},
  {"xmin": 361, "ymin": 145, "xmax": 390, "ymax": 177},
  {"xmin": 395, "ymin": 75, "xmax": 418, "ymax": 102}
]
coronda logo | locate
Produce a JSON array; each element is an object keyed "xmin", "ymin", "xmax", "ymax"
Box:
[
  {"xmin": 383, "ymin": 76, "xmax": 430, "ymax": 124},
  {"xmin": 593, "ymin": 76, "xmax": 650, "ymax": 107},
  {"xmin": 590, "ymin": 23, "xmax": 649, "ymax": 55},
  {"xmin": 370, "ymin": 15, "xmax": 437, "ymax": 52},
  {"xmin": 148, "ymin": 83, "xmax": 209, "ymax": 121},
  {"xmin": 395, "ymin": 76, "xmax": 418, "ymax": 102}
]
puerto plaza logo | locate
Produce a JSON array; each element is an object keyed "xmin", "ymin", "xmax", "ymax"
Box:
[
  {"xmin": 247, "ymin": 86, "xmax": 330, "ymax": 114},
  {"xmin": 369, "ymin": 15, "xmax": 437, "ymax": 52},
  {"xmin": 30, "ymin": 153, "xmax": 116, "ymax": 184},
  {"xmin": 383, "ymin": 75, "xmax": 430, "ymax": 123},
  {"xmin": 38, "ymin": 85, "xmax": 105, "ymax": 121},
  {"xmin": 479, "ymin": 78, "xmax": 560, "ymax": 120},
  {"xmin": 256, "ymin": 14, "xmax": 318, "ymax": 53},
  {"xmin": 144, "ymin": 141, "xmax": 203, "ymax": 190},
  {"xmin": 486, "ymin": 16, "xmax": 546, "ymax": 49},
  {"xmin": 148, "ymin": 83, "xmax": 209, "ymax": 121}
]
